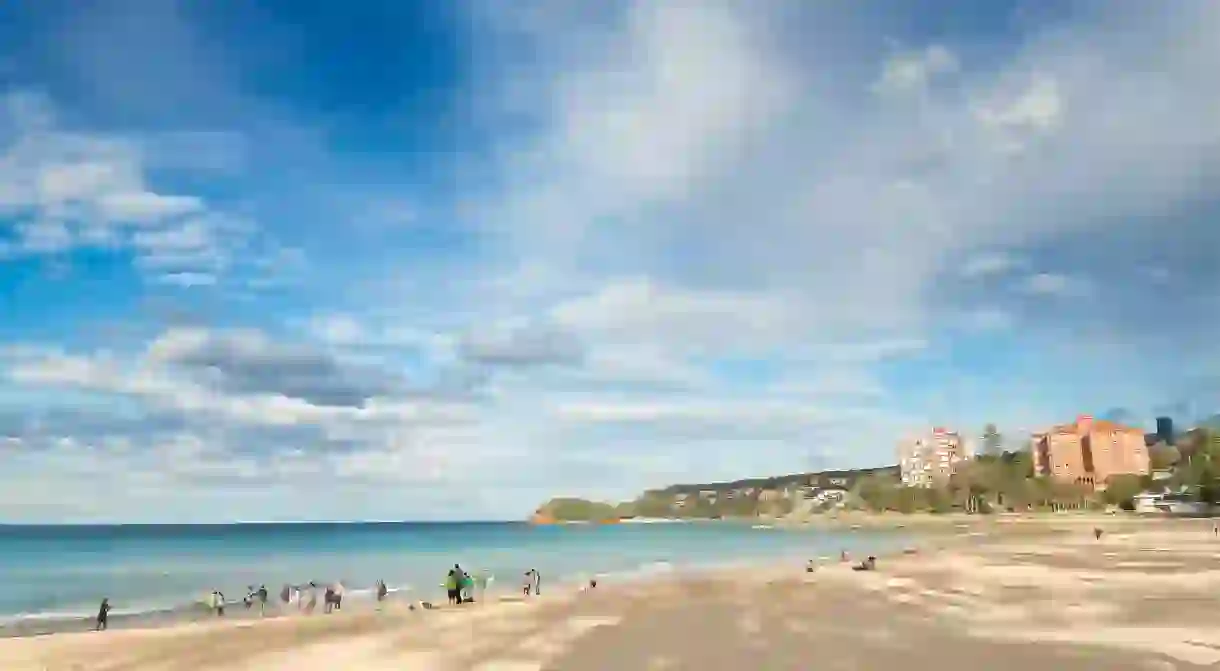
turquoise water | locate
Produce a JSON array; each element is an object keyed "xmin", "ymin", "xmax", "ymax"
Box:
[{"xmin": 0, "ymin": 521, "xmax": 904, "ymax": 623}]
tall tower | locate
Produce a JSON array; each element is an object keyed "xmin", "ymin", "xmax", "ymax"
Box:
[{"xmin": 1155, "ymin": 417, "xmax": 1174, "ymax": 445}]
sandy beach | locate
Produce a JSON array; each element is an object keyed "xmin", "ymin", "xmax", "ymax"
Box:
[{"xmin": 6, "ymin": 515, "xmax": 1220, "ymax": 670}]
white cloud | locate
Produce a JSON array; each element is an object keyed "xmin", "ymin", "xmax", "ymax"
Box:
[
  {"xmin": 960, "ymin": 252, "xmax": 1020, "ymax": 278},
  {"xmin": 873, "ymin": 45, "xmax": 959, "ymax": 96},
  {"xmin": 550, "ymin": 277, "xmax": 798, "ymax": 355},
  {"xmin": 0, "ymin": 92, "xmax": 290, "ymax": 288},
  {"xmin": 1021, "ymin": 272, "xmax": 1086, "ymax": 297}
]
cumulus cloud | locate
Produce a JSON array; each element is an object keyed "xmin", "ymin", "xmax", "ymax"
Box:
[{"xmin": 0, "ymin": 92, "xmax": 295, "ymax": 289}]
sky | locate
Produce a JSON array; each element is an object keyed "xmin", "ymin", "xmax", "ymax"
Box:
[{"xmin": 1, "ymin": 0, "xmax": 1218, "ymax": 523}]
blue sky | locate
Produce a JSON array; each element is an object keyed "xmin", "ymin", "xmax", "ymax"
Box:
[{"xmin": 1, "ymin": 0, "xmax": 1218, "ymax": 522}]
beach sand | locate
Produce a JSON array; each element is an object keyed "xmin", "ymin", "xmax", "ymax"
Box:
[{"xmin": 6, "ymin": 515, "xmax": 1220, "ymax": 670}]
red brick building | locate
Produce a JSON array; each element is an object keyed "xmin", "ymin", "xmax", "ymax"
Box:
[{"xmin": 1032, "ymin": 415, "xmax": 1150, "ymax": 489}]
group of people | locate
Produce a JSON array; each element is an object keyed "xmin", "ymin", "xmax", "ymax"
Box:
[
  {"xmin": 92, "ymin": 565, "xmax": 554, "ymax": 633},
  {"xmin": 522, "ymin": 568, "xmax": 542, "ymax": 597},
  {"xmin": 445, "ymin": 564, "xmax": 494, "ymax": 604}
]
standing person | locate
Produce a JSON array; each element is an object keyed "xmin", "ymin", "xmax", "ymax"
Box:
[
  {"xmin": 376, "ymin": 579, "xmax": 388, "ymax": 605},
  {"xmin": 446, "ymin": 570, "xmax": 459, "ymax": 605},
  {"xmin": 453, "ymin": 565, "xmax": 466, "ymax": 604},
  {"xmin": 257, "ymin": 585, "xmax": 268, "ymax": 616},
  {"xmin": 280, "ymin": 584, "xmax": 291, "ymax": 605},
  {"xmin": 306, "ymin": 584, "xmax": 318, "ymax": 614},
  {"xmin": 474, "ymin": 571, "xmax": 490, "ymax": 604},
  {"xmin": 532, "ymin": 569, "xmax": 541, "ymax": 596},
  {"xmin": 95, "ymin": 598, "xmax": 111, "ymax": 631}
]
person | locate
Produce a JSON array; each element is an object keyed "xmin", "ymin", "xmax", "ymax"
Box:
[
  {"xmin": 460, "ymin": 571, "xmax": 473, "ymax": 603},
  {"xmin": 95, "ymin": 598, "xmax": 111, "ymax": 631},
  {"xmin": 446, "ymin": 570, "xmax": 459, "ymax": 605},
  {"xmin": 805, "ymin": 559, "xmax": 816, "ymax": 573},
  {"xmin": 852, "ymin": 556, "xmax": 877, "ymax": 572},
  {"xmin": 333, "ymin": 582, "xmax": 344, "ymax": 611},
  {"xmin": 453, "ymin": 565, "xmax": 467, "ymax": 604},
  {"xmin": 376, "ymin": 579, "xmax": 388, "ymax": 604},
  {"xmin": 324, "ymin": 585, "xmax": 335, "ymax": 614},
  {"xmin": 305, "ymin": 583, "xmax": 317, "ymax": 614},
  {"xmin": 213, "ymin": 591, "xmax": 226, "ymax": 617},
  {"xmin": 257, "ymin": 585, "xmax": 268, "ymax": 616},
  {"xmin": 474, "ymin": 571, "xmax": 490, "ymax": 603},
  {"xmin": 279, "ymin": 584, "xmax": 291, "ymax": 605},
  {"xmin": 1093, "ymin": 527, "xmax": 1103, "ymax": 541},
  {"xmin": 533, "ymin": 569, "xmax": 541, "ymax": 596},
  {"xmin": 522, "ymin": 570, "xmax": 534, "ymax": 598}
]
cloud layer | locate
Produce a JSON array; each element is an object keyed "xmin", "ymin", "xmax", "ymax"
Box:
[{"xmin": 1, "ymin": 0, "xmax": 1218, "ymax": 521}]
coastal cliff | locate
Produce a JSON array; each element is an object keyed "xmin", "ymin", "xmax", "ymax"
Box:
[{"xmin": 531, "ymin": 466, "xmax": 900, "ymax": 522}]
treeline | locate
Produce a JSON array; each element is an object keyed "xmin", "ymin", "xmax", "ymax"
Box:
[
  {"xmin": 535, "ymin": 494, "xmax": 798, "ymax": 522},
  {"xmin": 655, "ymin": 466, "xmax": 900, "ymax": 496},
  {"xmin": 853, "ymin": 428, "xmax": 1220, "ymax": 514},
  {"xmin": 849, "ymin": 451, "xmax": 1098, "ymax": 514}
]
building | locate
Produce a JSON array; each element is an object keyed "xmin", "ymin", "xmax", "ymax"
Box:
[
  {"xmin": 1155, "ymin": 416, "xmax": 1175, "ymax": 445},
  {"xmin": 898, "ymin": 427, "xmax": 966, "ymax": 488},
  {"xmin": 1031, "ymin": 415, "xmax": 1150, "ymax": 489}
]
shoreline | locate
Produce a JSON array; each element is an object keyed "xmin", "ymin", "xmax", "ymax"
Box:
[
  {"xmin": 0, "ymin": 525, "xmax": 915, "ymax": 642},
  {"xmin": 3, "ymin": 516, "xmax": 1214, "ymax": 669},
  {"xmin": 0, "ymin": 512, "xmax": 1173, "ymax": 641}
]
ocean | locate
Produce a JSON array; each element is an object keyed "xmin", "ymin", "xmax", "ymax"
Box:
[{"xmin": 0, "ymin": 521, "xmax": 906, "ymax": 627}]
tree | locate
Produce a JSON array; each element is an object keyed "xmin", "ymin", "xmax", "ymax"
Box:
[
  {"xmin": 1149, "ymin": 443, "xmax": 1181, "ymax": 471},
  {"xmin": 982, "ymin": 423, "xmax": 1003, "ymax": 457},
  {"xmin": 1103, "ymin": 474, "xmax": 1144, "ymax": 510}
]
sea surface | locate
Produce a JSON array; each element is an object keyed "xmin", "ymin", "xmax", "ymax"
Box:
[{"xmin": 0, "ymin": 521, "xmax": 906, "ymax": 626}]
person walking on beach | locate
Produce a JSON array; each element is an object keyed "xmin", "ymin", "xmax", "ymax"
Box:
[
  {"xmin": 532, "ymin": 568, "xmax": 541, "ymax": 596},
  {"xmin": 215, "ymin": 591, "xmax": 226, "ymax": 617},
  {"xmin": 257, "ymin": 585, "xmax": 268, "ymax": 616},
  {"xmin": 376, "ymin": 579, "xmax": 388, "ymax": 606},
  {"xmin": 95, "ymin": 598, "xmax": 111, "ymax": 631}
]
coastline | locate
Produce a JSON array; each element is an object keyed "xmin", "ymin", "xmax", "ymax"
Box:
[
  {"xmin": 0, "ymin": 511, "xmax": 1099, "ymax": 640},
  {"xmin": 4, "ymin": 514, "xmax": 1214, "ymax": 669}
]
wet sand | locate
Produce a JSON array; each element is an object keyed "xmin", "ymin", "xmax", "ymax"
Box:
[{"xmin": 5, "ymin": 516, "xmax": 1220, "ymax": 670}]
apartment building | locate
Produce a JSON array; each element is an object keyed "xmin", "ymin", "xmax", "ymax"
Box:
[
  {"xmin": 1032, "ymin": 415, "xmax": 1149, "ymax": 489},
  {"xmin": 898, "ymin": 427, "xmax": 967, "ymax": 487}
]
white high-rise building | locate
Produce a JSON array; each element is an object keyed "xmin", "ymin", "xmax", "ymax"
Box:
[{"xmin": 898, "ymin": 427, "xmax": 966, "ymax": 488}]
